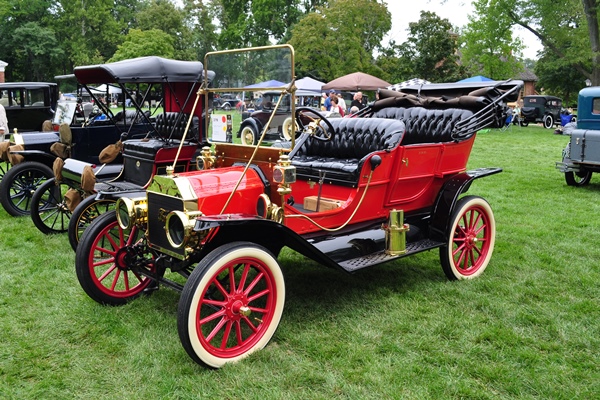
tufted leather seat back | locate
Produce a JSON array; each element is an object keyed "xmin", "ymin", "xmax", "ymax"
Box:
[
  {"xmin": 290, "ymin": 118, "xmax": 405, "ymax": 186},
  {"xmin": 155, "ymin": 112, "xmax": 199, "ymax": 141},
  {"xmin": 295, "ymin": 118, "xmax": 404, "ymax": 161},
  {"xmin": 372, "ymin": 107, "xmax": 474, "ymax": 145}
]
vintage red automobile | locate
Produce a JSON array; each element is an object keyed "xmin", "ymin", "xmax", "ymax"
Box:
[{"xmin": 74, "ymin": 46, "xmax": 522, "ymax": 368}]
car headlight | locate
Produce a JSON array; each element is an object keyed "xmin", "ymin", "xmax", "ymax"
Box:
[
  {"xmin": 165, "ymin": 210, "xmax": 203, "ymax": 249},
  {"xmin": 116, "ymin": 197, "xmax": 147, "ymax": 230}
]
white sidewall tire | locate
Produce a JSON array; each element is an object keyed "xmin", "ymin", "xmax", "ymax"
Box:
[
  {"xmin": 241, "ymin": 126, "xmax": 256, "ymax": 145},
  {"xmin": 183, "ymin": 244, "xmax": 285, "ymax": 368},
  {"xmin": 443, "ymin": 196, "xmax": 495, "ymax": 280},
  {"xmin": 282, "ymin": 117, "xmax": 294, "ymax": 140}
]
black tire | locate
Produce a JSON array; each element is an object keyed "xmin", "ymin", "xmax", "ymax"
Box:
[
  {"xmin": 519, "ymin": 119, "xmax": 529, "ymax": 127},
  {"xmin": 0, "ymin": 161, "xmax": 54, "ymax": 216},
  {"xmin": 240, "ymin": 125, "xmax": 258, "ymax": 146},
  {"xmin": 178, "ymin": 242, "xmax": 285, "ymax": 368},
  {"xmin": 0, "ymin": 160, "xmax": 10, "ymax": 182},
  {"xmin": 68, "ymin": 196, "xmax": 116, "ymax": 252},
  {"xmin": 565, "ymin": 170, "xmax": 592, "ymax": 186},
  {"xmin": 223, "ymin": 103, "xmax": 231, "ymax": 111},
  {"xmin": 75, "ymin": 211, "xmax": 154, "ymax": 306},
  {"xmin": 439, "ymin": 196, "xmax": 496, "ymax": 280},
  {"xmin": 543, "ymin": 114, "xmax": 554, "ymax": 129},
  {"xmin": 30, "ymin": 178, "xmax": 73, "ymax": 234}
]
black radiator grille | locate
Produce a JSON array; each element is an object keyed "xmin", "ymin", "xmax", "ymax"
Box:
[{"xmin": 147, "ymin": 191, "xmax": 185, "ymax": 258}]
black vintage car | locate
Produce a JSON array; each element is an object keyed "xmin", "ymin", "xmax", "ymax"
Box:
[
  {"xmin": 238, "ymin": 91, "xmax": 296, "ymax": 145},
  {"xmin": 518, "ymin": 95, "xmax": 562, "ymax": 129},
  {"xmin": 0, "ymin": 82, "xmax": 58, "ymax": 134},
  {"xmin": 0, "ymin": 56, "xmax": 210, "ymax": 217}
]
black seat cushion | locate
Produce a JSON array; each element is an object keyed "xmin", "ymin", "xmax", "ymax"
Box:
[{"xmin": 291, "ymin": 118, "xmax": 405, "ymax": 186}]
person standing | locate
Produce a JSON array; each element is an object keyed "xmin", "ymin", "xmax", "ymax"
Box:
[
  {"xmin": 351, "ymin": 92, "xmax": 364, "ymax": 110},
  {"xmin": 0, "ymin": 102, "xmax": 8, "ymax": 140},
  {"xmin": 324, "ymin": 89, "xmax": 335, "ymax": 111}
]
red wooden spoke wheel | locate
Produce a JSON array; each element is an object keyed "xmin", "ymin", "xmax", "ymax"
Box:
[
  {"xmin": 440, "ymin": 196, "xmax": 496, "ymax": 280},
  {"xmin": 178, "ymin": 242, "xmax": 285, "ymax": 368},
  {"xmin": 75, "ymin": 211, "xmax": 154, "ymax": 305}
]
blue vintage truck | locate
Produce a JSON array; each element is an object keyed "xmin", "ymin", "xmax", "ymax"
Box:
[{"xmin": 556, "ymin": 86, "xmax": 600, "ymax": 186}]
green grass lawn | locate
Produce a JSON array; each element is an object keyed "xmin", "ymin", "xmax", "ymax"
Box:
[{"xmin": 0, "ymin": 124, "xmax": 599, "ymax": 399}]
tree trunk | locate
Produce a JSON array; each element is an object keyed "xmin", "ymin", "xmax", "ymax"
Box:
[{"xmin": 582, "ymin": 0, "xmax": 600, "ymax": 85}]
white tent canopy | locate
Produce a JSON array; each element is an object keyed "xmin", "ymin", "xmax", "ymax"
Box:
[{"xmin": 91, "ymin": 84, "xmax": 122, "ymax": 94}]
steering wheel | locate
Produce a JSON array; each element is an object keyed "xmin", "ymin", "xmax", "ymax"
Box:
[{"xmin": 294, "ymin": 107, "xmax": 336, "ymax": 141}]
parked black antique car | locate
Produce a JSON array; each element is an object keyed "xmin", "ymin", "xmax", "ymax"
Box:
[
  {"xmin": 0, "ymin": 56, "xmax": 209, "ymax": 217},
  {"xmin": 0, "ymin": 82, "xmax": 58, "ymax": 135},
  {"xmin": 237, "ymin": 91, "xmax": 296, "ymax": 145},
  {"xmin": 26, "ymin": 57, "xmax": 214, "ymax": 247},
  {"xmin": 518, "ymin": 95, "xmax": 562, "ymax": 129}
]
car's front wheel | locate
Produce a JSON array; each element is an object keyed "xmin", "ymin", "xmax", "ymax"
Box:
[
  {"xmin": 440, "ymin": 196, "xmax": 496, "ymax": 280},
  {"xmin": 68, "ymin": 196, "xmax": 116, "ymax": 251},
  {"xmin": 30, "ymin": 178, "xmax": 73, "ymax": 234},
  {"xmin": 0, "ymin": 161, "xmax": 54, "ymax": 216},
  {"xmin": 178, "ymin": 242, "xmax": 285, "ymax": 368},
  {"xmin": 240, "ymin": 125, "xmax": 258, "ymax": 146},
  {"xmin": 75, "ymin": 211, "xmax": 154, "ymax": 305},
  {"xmin": 565, "ymin": 170, "xmax": 592, "ymax": 186}
]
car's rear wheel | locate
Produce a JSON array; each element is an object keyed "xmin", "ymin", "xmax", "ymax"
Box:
[
  {"xmin": 543, "ymin": 114, "xmax": 555, "ymax": 129},
  {"xmin": 0, "ymin": 161, "xmax": 54, "ymax": 216},
  {"xmin": 68, "ymin": 196, "xmax": 116, "ymax": 251},
  {"xmin": 223, "ymin": 103, "xmax": 231, "ymax": 111},
  {"xmin": 178, "ymin": 242, "xmax": 285, "ymax": 368},
  {"xmin": 30, "ymin": 178, "xmax": 72, "ymax": 234},
  {"xmin": 440, "ymin": 196, "xmax": 495, "ymax": 280},
  {"xmin": 75, "ymin": 211, "xmax": 154, "ymax": 305},
  {"xmin": 240, "ymin": 125, "xmax": 258, "ymax": 146},
  {"xmin": 565, "ymin": 170, "xmax": 592, "ymax": 186}
]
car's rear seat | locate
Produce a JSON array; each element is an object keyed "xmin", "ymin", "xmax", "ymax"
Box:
[
  {"xmin": 290, "ymin": 118, "xmax": 405, "ymax": 187},
  {"xmin": 372, "ymin": 107, "xmax": 474, "ymax": 145}
]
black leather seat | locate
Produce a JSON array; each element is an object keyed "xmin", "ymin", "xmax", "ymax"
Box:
[
  {"xmin": 372, "ymin": 107, "xmax": 474, "ymax": 144},
  {"xmin": 291, "ymin": 118, "xmax": 405, "ymax": 187}
]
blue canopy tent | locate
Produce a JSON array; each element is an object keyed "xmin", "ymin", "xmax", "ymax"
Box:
[{"xmin": 458, "ymin": 75, "xmax": 493, "ymax": 83}]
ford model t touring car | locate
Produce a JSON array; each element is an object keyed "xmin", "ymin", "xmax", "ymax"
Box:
[{"xmin": 74, "ymin": 45, "xmax": 521, "ymax": 368}]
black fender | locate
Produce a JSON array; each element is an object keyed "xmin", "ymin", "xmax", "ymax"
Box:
[
  {"xmin": 429, "ymin": 167, "xmax": 502, "ymax": 241},
  {"xmin": 192, "ymin": 216, "xmax": 343, "ymax": 270},
  {"xmin": 237, "ymin": 118, "xmax": 261, "ymax": 138},
  {"xmin": 93, "ymin": 189, "xmax": 147, "ymax": 201},
  {"xmin": 12, "ymin": 150, "xmax": 56, "ymax": 167}
]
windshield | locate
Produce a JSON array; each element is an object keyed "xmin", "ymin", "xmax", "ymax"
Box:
[{"xmin": 204, "ymin": 45, "xmax": 295, "ymax": 145}]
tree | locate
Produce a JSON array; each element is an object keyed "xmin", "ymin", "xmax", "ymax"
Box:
[
  {"xmin": 57, "ymin": 0, "xmax": 128, "ymax": 66},
  {"xmin": 182, "ymin": 0, "xmax": 219, "ymax": 60},
  {"xmin": 494, "ymin": 0, "xmax": 600, "ymax": 85},
  {"xmin": 535, "ymin": 48, "xmax": 587, "ymax": 104},
  {"xmin": 136, "ymin": 0, "xmax": 195, "ymax": 60},
  {"xmin": 393, "ymin": 11, "xmax": 465, "ymax": 82},
  {"xmin": 289, "ymin": 0, "xmax": 391, "ymax": 81},
  {"xmin": 461, "ymin": 0, "xmax": 524, "ymax": 79},
  {"xmin": 9, "ymin": 22, "xmax": 64, "ymax": 81},
  {"xmin": 109, "ymin": 29, "xmax": 175, "ymax": 62}
]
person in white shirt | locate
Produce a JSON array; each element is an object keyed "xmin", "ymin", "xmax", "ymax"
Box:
[{"xmin": 0, "ymin": 103, "xmax": 9, "ymax": 140}]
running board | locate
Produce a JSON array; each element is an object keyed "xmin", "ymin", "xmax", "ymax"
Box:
[{"xmin": 338, "ymin": 239, "xmax": 445, "ymax": 272}]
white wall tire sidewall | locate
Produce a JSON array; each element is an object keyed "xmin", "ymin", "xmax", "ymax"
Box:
[
  {"xmin": 185, "ymin": 246, "xmax": 285, "ymax": 368},
  {"xmin": 446, "ymin": 197, "xmax": 495, "ymax": 280}
]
